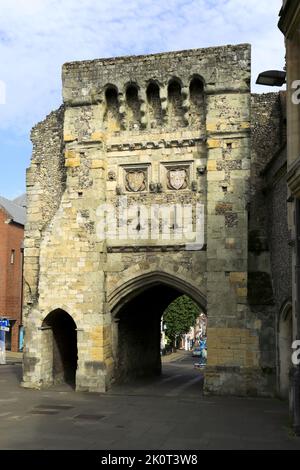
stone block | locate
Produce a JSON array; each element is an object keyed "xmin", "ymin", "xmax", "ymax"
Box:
[
  {"xmin": 207, "ymin": 170, "xmax": 226, "ymax": 181},
  {"xmin": 207, "ymin": 160, "xmax": 217, "ymax": 171},
  {"xmin": 91, "ymin": 132, "xmax": 105, "ymax": 141},
  {"xmin": 229, "ymin": 272, "xmax": 247, "ymax": 284},
  {"xmin": 207, "ymin": 139, "xmax": 221, "ymax": 149},
  {"xmin": 64, "ymin": 134, "xmax": 76, "ymax": 142},
  {"xmin": 65, "ymin": 157, "xmax": 81, "ymax": 168}
]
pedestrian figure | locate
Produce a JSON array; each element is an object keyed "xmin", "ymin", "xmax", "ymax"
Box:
[{"xmin": 0, "ymin": 330, "xmax": 6, "ymax": 365}]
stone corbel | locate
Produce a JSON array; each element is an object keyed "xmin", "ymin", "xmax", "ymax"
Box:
[
  {"xmin": 157, "ymin": 183, "xmax": 163, "ymax": 193},
  {"xmin": 149, "ymin": 182, "xmax": 157, "ymax": 193},
  {"xmin": 197, "ymin": 165, "xmax": 207, "ymax": 176}
]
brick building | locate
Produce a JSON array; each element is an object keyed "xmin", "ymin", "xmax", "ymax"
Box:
[{"xmin": 0, "ymin": 195, "xmax": 26, "ymax": 352}]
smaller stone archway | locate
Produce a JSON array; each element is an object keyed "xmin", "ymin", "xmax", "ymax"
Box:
[
  {"xmin": 277, "ymin": 302, "xmax": 293, "ymax": 399},
  {"xmin": 42, "ymin": 309, "xmax": 78, "ymax": 387}
]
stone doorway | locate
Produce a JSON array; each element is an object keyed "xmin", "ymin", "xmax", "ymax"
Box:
[{"xmin": 42, "ymin": 310, "xmax": 78, "ymax": 387}]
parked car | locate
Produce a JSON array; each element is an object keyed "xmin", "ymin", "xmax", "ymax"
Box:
[{"xmin": 192, "ymin": 347, "xmax": 201, "ymax": 357}]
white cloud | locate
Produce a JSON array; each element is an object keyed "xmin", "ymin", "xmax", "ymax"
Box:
[{"xmin": 0, "ymin": 0, "xmax": 284, "ymax": 135}]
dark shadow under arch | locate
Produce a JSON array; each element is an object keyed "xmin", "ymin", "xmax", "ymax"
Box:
[
  {"xmin": 167, "ymin": 79, "xmax": 185, "ymax": 127},
  {"xmin": 189, "ymin": 76, "xmax": 206, "ymax": 129},
  {"xmin": 146, "ymin": 82, "xmax": 163, "ymax": 127},
  {"xmin": 109, "ymin": 271, "xmax": 207, "ymax": 317},
  {"xmin": 108, "ymin": 272, "xmax": 206, "ymax": 384},
  {"xmin": 42, "ymin": 309, "xmax": 78, "ymax": 387},
  {"xmin": 125, "ymin": 83, "xmax": 141, "ymax": 129},
  {"xmin": 104, "ymin": 86, "xmax": 121, "ymax": 131}
]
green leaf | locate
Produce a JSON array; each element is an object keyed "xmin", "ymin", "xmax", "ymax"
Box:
[{"xmin": 163, "ymin": 295, "xmax": 200, "ymax": 347}]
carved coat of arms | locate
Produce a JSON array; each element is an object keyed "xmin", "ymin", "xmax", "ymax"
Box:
[
  {"xmin": 125, "ymin": 170, "xmax": 147, "ymax": 192},
  {"xmin": 167, "ymin": 168, "xmax": 188, "ymax": 190}
]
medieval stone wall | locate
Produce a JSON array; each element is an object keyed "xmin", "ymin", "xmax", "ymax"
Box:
[
  {"xmin": 245, "ymin": 93, "xmax": 288, "ymax": 394},
  {"xmin": 23, "ymin": 106, "xmax": 67, "ymax": 384},
  {"xmin": 262, "ymin": 139, "xmax": 292, "ymax": 396},
  {"xmin": 250, "ymin": 93, "xmax": 285, "ymax": 238},
  {"xmin": 264, "ymin": 146, "xmax": 291, "ymax": 316},
  {"xmin": 24, "ymin": 106, "xmax": 66, "ymax": 306},
  {"xmin": 21, "ymin": 44, "xmax": 281, "ymax": 396}
]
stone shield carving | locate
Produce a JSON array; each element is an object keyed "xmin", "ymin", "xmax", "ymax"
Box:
[
  {"xmin": 167, "ymin": 168, "xmax": 188, "ymax": 190},
  {"xmin": 125, "ymin": 170, "xmax": 147, "ymax": 192}
]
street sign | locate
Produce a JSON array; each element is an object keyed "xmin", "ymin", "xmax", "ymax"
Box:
[{"xmin": 0, "ymin": 319, "xmax": 10, "ymax": 365}]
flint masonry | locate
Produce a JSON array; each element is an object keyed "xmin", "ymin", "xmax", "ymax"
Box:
[{"xmin": 22, "ymin": 44, "xmax": 280, "ymax": 396}]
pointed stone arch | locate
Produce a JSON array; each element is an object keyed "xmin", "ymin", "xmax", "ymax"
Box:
[
  {"xmin": 108, "ymin": 270, "xmax": 206, "ymax": 383},
  {"xmin": 108, "ymin": 270, "xmax": 207, "ymax": 316}
]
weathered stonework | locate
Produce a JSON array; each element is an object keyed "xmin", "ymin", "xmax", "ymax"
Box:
[
  {"xmin": 22, "ymin": 44, "xmax": 279, "ymax": 396},
  {"xmin": 247, "ymin": 92, "xmax": 288, "ymax": 395}
]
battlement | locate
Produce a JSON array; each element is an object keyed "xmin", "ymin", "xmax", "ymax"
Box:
[{"xmin": 62, "ymin": 43, "xmax": 251, "ymax": 106}]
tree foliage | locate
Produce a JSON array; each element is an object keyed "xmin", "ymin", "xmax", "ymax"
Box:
[{"xmin": 163, "ymin": 295, "xmax": 199, "ymax": 347}]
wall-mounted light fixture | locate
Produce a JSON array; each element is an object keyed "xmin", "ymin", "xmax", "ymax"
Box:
[{"xmin": 256, "ymin": 70, "xmax": 286, "ymax": 87}]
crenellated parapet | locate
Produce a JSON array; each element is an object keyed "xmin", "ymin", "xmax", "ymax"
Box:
[
  {"xmin": 67, "ymin": 76, "xmax": 205, "ymax": 134},
  {"xmin": 62, "ymin": 45, "xmax": 250, "ymax": 140}
]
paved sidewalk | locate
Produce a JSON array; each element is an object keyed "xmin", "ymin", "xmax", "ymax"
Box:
[
  {"xmin": 4, "ymin": 351, "xmax": 23, "ymax": 364},
  {"xmin": 161, "ymin": 349, "xmax": 190, "ymax": 363},
  {"xmin": 1, "ymin": 359, "xmax": 300, "ymax": 449}
]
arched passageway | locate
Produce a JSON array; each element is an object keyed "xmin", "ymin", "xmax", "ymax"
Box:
[
  {"xmin": 110, "ymin": 274, "xmax": 206, "ymax": 385},
  {"xmin": 42, "ymin": 309, "xmax": 78, "ymax": 387}
]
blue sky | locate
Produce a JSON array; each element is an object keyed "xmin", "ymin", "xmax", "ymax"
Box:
[{"xmin": 0, "ymin": 0, "xmax": 284, "ymax": 199}]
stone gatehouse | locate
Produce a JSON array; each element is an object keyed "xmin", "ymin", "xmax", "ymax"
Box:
[{"xmin": 22, "ymin": 44, "xmax": 280, "ymax": 396}]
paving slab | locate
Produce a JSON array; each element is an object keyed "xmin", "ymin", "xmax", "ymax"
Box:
[{"xmin": 0, "ymin": 356, "xmax": 300, "ymax": 450}]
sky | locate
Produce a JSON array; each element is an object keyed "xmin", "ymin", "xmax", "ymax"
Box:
[{"xmin": 0, "ymin": 0, "xmax": 285, "ymax": 199}]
